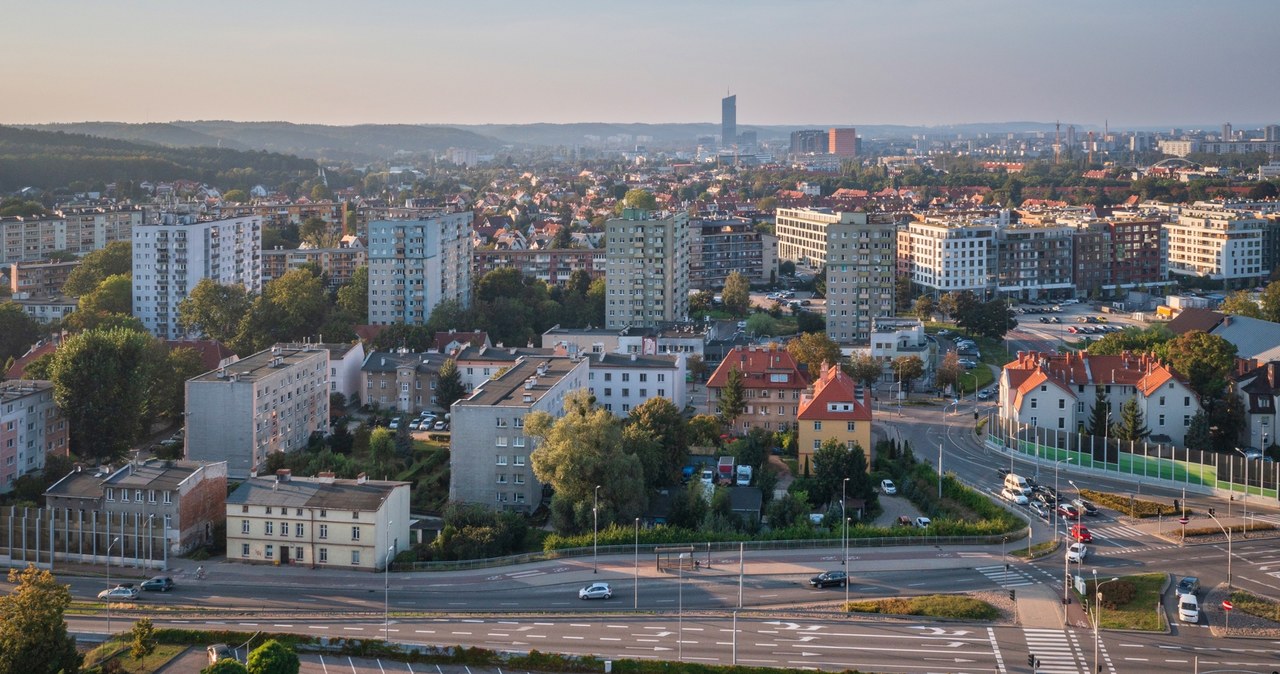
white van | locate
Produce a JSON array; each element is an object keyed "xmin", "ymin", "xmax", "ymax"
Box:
[
  {"xmin": 1178, "ymin": 593, "xmax": 1200, "ymax": 623},
  {"xmin": 1003, "ymin": 473, "xmax": 1031, "ymax": 495}
]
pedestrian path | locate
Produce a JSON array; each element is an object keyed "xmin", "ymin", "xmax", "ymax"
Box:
[
  {"xmin": 1022, "ymin": 627, "xmax": 1087, "ymax": 673},
  {"xmin": 1089, "ymin": 523, "xmax": 1146, "ymax": 541},
  {"xmin": 977, "ymin": 563, "xmax": 1038, "ymax": 587}
]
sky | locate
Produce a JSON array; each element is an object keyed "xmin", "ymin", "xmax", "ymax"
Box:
[{"xmin": 5, "ymin": 0, "xmax": 1279, "ymax": 129}]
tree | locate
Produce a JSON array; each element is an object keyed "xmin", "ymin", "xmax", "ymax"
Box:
[
  {"xmin": 627, "ymin": 397, "xmax": 689, "ymax": 487},
  {"xmin": 717, "ymin": 367, "xmax": 746, "ymax": 427},
  {"xmin": 891, "ymin": 355, "xmax": 926, "ymax": 393},
  {"xmin": 619, "ymin": 188, "xmax": 657, "ymax": 211},
  {"xmin": 153, "ymin": 346, "xmax": 208, "ymax": 421},
  {"xmin": 1158, "ymin": 331, "xmax": 1237, "ymax": 398},
  {"xmin": 1113, "ymin": 397, "xmax": 1150, "ymax": 442},
  {"xmin": 62, "ymin": 240, "xmax": 131, "ymax": 297},
  {"xmin": 686, "ymin": 354, "xmax": 708, "ymax": 383},
  {"xmin": 957, "ymin": 299, "xmax": 1016, "ymax": 340},
  {"xmin": 261, "ymin": 268, "xmax": 329, "ymax": 341},
  {"xmin": 434, "ymin": 358, "xmax": 466, "ymax": 410},
  {"xmin": 912, "ymin": 295, "xmax": 936, "ymax": 322},
  {"xmin": 795, "ymin": 308, "xmax": 826, "ymax": 334},
  {"xmin": 178, "ymin": 279, "xmax": 252, "ymax": 343},
  {"xmin": 50, "ymin": 326, "xmax": 159, "ymax": 462},
  {"xmin": 336, "ymin": 266, "xmax": 368, "ymax": 322},
  {"xmin": 846, "ymin": 353, "xmax": 883, "ymax": 391},
  {"xmin": 205, "ymin": 659, "xmax": 250, "ymax": 674},
  {"xmin": 1087, "ymin": 325, "xmax": 1173, "ymax": 356},
  {"xmin": 130, "ymin": 617, "xmax": 157, "ymax": 670},
  {"xmin": 1219, "ymin": 290, "xmax": 1262, "ymax": 318},
  {"xmin": 77, "ymin": 272, "xmax": 132, "ymax": 316},
  {"xmin": 722, "ymin": 272, "xmax": 751, "ymax": 316},
  {"xmin": 0, "ymin": 302, "xmax": 41, "ymax": 363},
  {"xmin": 934, "ymin": 351, "xmax": 962, "ymax": 394},
  {"xmin": 222, "ymin": 188, "xmax": 248, "ymax": 203},
  {"xmin": 0, "ymin": 565, "xmax": 81, "ymax": 674},
  {"xmin": 367, "ymin": 427, "xmax": 398, "ymax": 478},
  {"xmin": 811, "ymin": 438, "xmax": 872, "ymax": 507},
  {"xmin": 246, "ymin": 639, "xmax": 299, "ymax": 674},
  {"xmin": 687, "ymin": 414, "xmax": 722, "ymax": 447},
  {"xmin": 1260, "ymin": 280, "xmax": 1280, "ymax": 323},
  {"xmin": 936, "ymin": 292, "xmax": 959, "ymax": 320},
  {"xmin": 298, "ymin": 216, "xmax": 335, "ymax": 249},
  {"xmin": 744, "ymin": 312, "xmax": 777, "ymax": 337},
  {"xmin": 1086, "ymin": 388, "xmax": 1113, "ymax": 437},
  {"xmin": 786, "ymin": 332, "xmax": 842, "ymax": 377}
]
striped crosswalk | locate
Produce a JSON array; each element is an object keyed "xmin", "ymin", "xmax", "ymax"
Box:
[
  {"xmin": 1023, "ymin": 627, "xmax": 1087, "ymax": 673},
  {"xmin": 1090, "ymin": 524, "xmax": 1145, "ymax": 540},
  {"xmin": 976, "ymin": 564, "xmax": 1037, "ymax": 587}
]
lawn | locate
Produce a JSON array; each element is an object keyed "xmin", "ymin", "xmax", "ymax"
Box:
[
  {"xmin": 1011, "ymin": 539, "xmax": 1060, "ymax": 560},
  {"xmin": 1229, "ymin": 590, "xmax": 1280, "ymax": 624},
  {"xmin": 1083, "ymin": 573, "xmax": 1165, "ymax": 631},
  {"xmin": 83, "ymin": 642, "xmax": 188, "ymax": 673},
  {"xmin": 845, "ymin": 594, "xmax": 999, "ymax": 621}
]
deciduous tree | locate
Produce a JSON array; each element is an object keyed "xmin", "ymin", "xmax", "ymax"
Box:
[
  {"xmin": 77, "ymin": 272, "xmax": 132, "ymax": 316},
  {"xmin": 722, "ymin": 271, "xmax": 751, "ymax": 316},
  {"xmin": 627, "ymin": 397, "xmax": 689, "ymax": 487},
  {"xmin": 130, "ymin": 617, "xmax": 157, "ymax": 670},
  {"xmin": 846, "ymin": 353, "xmax": 883, "ymax": 390},
  {"xmin": 934, "ymin": 351, "xmax": 962, "ymax": 394},
  {"xmin": 62, "ymin": 240, "xmax": 131, "ymax": 297},
  {"xmin": 913, "ymin": 295, "xmax": 936, "ymax": 322},
  {"xmin": 178, "ymin": 279, "xmax": 252, "ymax": 344},
  {"xmin": 336, "ymin": 266, "xmax": 368, "ymax": 322},
  {"xmin": 891, "ymin": 355, "xmax": 926, "ymax": 393},
  {"xmin": 246, "ymin": 638, "xmax": 300, "ymax": 674},
  {"xmin": 50, "ymin": 326, "xmax": 159, "ymax": 462},
  {"xmin": 1219, "ymin": 290, "xmax": 1262, "ymax": 318},
  {"xmin": 0, "ymin": 565, "xmax": 81, "ymax": 674},
  {"xmin": 0, "ymin": 302, "xmax": 41, "ymax": 363},
  {"xmin": 786, "ymin": 332, "xmax": 842, "ymax": 377},
  {"xmin": 1158, "ymin": 331, "xmax": 1237, "ymax": 398}
]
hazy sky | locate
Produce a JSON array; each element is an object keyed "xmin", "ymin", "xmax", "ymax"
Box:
[{"xmin": 5, "ymin": 0, "xmax": 1278, "ymax": 128}]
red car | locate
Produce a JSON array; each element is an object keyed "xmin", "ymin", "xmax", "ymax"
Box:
[
  {"xmin": 1069, "ymin": 524, "xmax": 1093, "ymax": 543},
  {"xmin": 1058, "ymin": 503, "xmax": 1081, "ymax": 519}
]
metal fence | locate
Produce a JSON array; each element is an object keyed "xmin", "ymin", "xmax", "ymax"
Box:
[
  {"xmin": 988, "ymin": 416, "xmax": 1280, "ymax": 500},
  {"xmin": 0, "ymin": 506, "xmax": 168, "ymax": 571}
]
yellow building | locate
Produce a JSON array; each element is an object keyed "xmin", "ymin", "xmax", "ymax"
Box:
[{"xmin": 797, "ymin": 363, "xmax": 874, "ymax": 471}]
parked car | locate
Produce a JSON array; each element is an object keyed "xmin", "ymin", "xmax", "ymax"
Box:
[
  {"xmin": 433, "ymin": 420, "xmax": 448, "ymax": 431},
  {"xmin": 1066, "ymin": 543, "xmax": 1088, "ymax": 563},
  {"xmin": 1071, "ymin": 498, "xmax": 1099, "ymax": 516},
  {"xmin": 207, "ymin": 644, "xmax": 234, "ymax": 666},
  {"xmin": 1178, "ymin": 593, "xmax": 1200, "ymax": 623},
  {"xmin": 914, "ymin": 517, "xmax": 932, "ymax": 528},
  {"xmin": 141, "ymin": 576, "xmax": 174, "ymax": 592},
  {"xmin": 1029, "ymin": 502, "xmax": 1049, "ymax": 519},
  {"xmin": 937, "ymin": 329, "xmax": 952, "ymax": 336},
  {"xmin": 1057, "ymin": 503, "xmax": 1081, "ymax": 519},
  {"xmin": 579, "ymin": 582, "xmax": 613, "ymax": 600},
  {"xmin": 880, "ymin": 479, "xmax": 897, "ymax": 495},
  {"xmin": 809, "ymin": 570, "xmax": 848, "ymax": 588},
  {"xmin": 1001, "ymin": 488, "xmax": 1029, "ymax": 505},
  {"xmin": 1034, "ymin": 490, "xmax": 1058, "ymax": 506},
  {"xmin": 1069, "ymin": 524, "xmax": 1093, "ymax": 543},
  {"xmin": 388, "ymin": 418, "xmax": 400, "ymax": 430},
  {"xmin": 997, "ymin": 467, "xmax": 1011, "ymax": 479},
  {"xmin": 98, "ymin": 585, "xmax": 139, "ymax": 600},
  {"xmin": 1177, "ymin": 576, "xmax": 1200, "ymax": 596}
]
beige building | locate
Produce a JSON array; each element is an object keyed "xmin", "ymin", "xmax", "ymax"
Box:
[
  {"xmin": 186, "ymin": 345, "xmax": 330, "ymax": 478},
  {"xmin": 896, "ymin": 218, "xmax": 996, "ymax": 295},
  {"xmin": 225, "ymin": 471, "xmax": 410, "ymax": 570},
  {"xmin": 261, "ymin": 246, "xmax": 367, "ymax": 288},
  {"xmin": 1, "ymin": 380, "xmax": 69, "ymax": 492},
  {"xmin": 8, "ymin": 259, "xmax": 81, "ymax": 299},
  {"xmin": 1165, "ymin": 202, "xmax": 1266, "ymax": 281},
  {"xmin": 604, "ymin": 208, "xmax": 690, "ymax": 330},
  {"xmin": 0, "ymin": 206, "xmax": 141, "ymax": 265},
  {"xmin": 360, "ymin": 350, "xmax": 450, "ymax": 414}
]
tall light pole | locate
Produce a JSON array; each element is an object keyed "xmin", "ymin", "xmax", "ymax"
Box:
[
  {"xmin": 633, "ymin": 517, "xmax": 639, "ymax": 610},
  {"xmin": 845, "ymin": 517, "xmax": 852, "ymax": 607},
  {"xmin": 593, "ymin": 484, "xmax": 601, "ymax": 574},
  {"xmin": 384, "ymin": 521, "xmax": 394, "ymax": 642},
  {"xmin": 1205, "ymin": 509, "xmax": 1233, "ymax": 589},
  {"xmin": 1094, "ymin": 572, "xmax": 1119, "ymax": 674},
  {"xmin": 1054, "ymin": 458, "xmax": 1073, "ymax": 536},
  {"xmin": 677, "ymin": 559, "xmax": 683, "ymax": 661},
  {"xmin": 840, "ymin": 478, "xmax": 849, "ymax": 566},
  {"xmin": 105, "ymin": 536, "xmax": 120, "ymax": 634}
]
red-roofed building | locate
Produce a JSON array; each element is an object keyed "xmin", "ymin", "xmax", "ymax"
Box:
[
  {"xmin": 707, "ymin": 345, "xmax": 810, "ymax": 433},
  {"xmin": 997, "ymin": 350, "xmax": 1200, "ymax": 446},
  {"xmin": 796, "ymin": 363, "xmax": 874, "ymax": 469},
  {"xmin": 434, "ymin": 330, "xmax": 490, "ymax": 355}
]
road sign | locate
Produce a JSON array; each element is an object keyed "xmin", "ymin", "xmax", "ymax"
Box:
[
  {"xmin": 1222, "ymin": 599, "xmax": 1233, "ymax": 611},
  {"xmin": 1179, "ymin": 517, "xmax": 1189, "ymax": 525}
]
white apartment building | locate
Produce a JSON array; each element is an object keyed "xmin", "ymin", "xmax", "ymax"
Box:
[
  {"xmin": 586, "ymin": 352, "xmax": 687, "ymax": 415},
  {"xmin": 0, "ymin": 380, "xmax": 69, "ymax": 492},
  {"xmin": 225, "ymin": 470, "xmax": 410, "ymax": 571},
  {"xmin": 0, "ymin": 206, "xmax": 141, "ymax": 265},
  {"xmin": 131, "ymin": 214, "xmax": 262, "ymax": 339},
  {"xmin": 896, "ymin": 219, "xmax": 996, "ymax": 295},
  {"xmin": 185, "ymin": 345, "xmax": 329, "ymax": 478},
  {"xmin": 448, "ymin": 356, "xmax": 589, "ymax": 512},
  {"xmin": 776, "ymin": 208, "xmax": 897, "ymax": 344},
  {"xmin": 1165, "ymin": 202, "xmax": 1265, "ymax": 281},
  {"xmin": 604, "ymin": 209, "xmax": 690, "ymax": 330},
  {"xmin": 867, "ymin": 317, "xmax": 936, "ymax": 384},
  {"xmin": 367, "ymin": 214, "xmax": 472, "ymax": 325}
]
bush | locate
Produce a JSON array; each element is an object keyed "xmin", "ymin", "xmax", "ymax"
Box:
[
  {"xmin": 1080, "ymin": 489, "xmax": 1183, "ymax": 518},
  {"xmin": 845, "ymin": 594, "xmax": 999, "ymax": 620}
]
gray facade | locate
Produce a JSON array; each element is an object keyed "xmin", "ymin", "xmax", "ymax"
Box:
[{"xmin": 604, "ymin": 209, "xmax": 690, "ymax": 330}]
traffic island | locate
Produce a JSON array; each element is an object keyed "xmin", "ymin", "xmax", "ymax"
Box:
[
  {"xmin": 1077, "ymin": 573, "xmax": 1166, "ymax": 632},
  {"xmin": 1206, "ymin": 588, "xmax": 1280, "ymax": 638},
  {"xmin": 842, "ymin": 593, "xmax": 1001, "ymax": 621}
]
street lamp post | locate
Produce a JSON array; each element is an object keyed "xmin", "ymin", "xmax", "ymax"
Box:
[
  {"xmin": 105, "ymin": 536, "xmax": 120, "ymax": 634},
  {"xmin": 633, "ymin": 517, "xmax": 639, "ymax": 610},
  {"xmin": 1205, "ymin": 510, "xmax": 1233, "ymax": 589},
  {"xmin": 1094, "ymin": 572, "xmax": 1119, "ymax": 674},
  {"xmin": 593, "ymin": 485, "xmax": 601, "ymax": 574},
  {"xmin": 1054, "ymin": 458, "xmax": 1073, "ymax": 537},
  {"xmin": 845, "ymin": 517, "xmax": 852, "ymax": 607},
  {"xmin": 840, "ymin": 478, "xmax": 849, "ymax": 566},
  {"xmin": 384, "ymin": 541, "xmax": 395, "ymax": 641}
]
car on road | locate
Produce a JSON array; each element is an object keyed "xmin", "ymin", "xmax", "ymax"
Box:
[
  {"xmin": 937, "ymin": 329, "xmax": 952, "ymax": 336},
  {"xmin": 1057, "ymin": 503, "xmax": 1081, "ymax": 519},
  {"xmin": 914, "ymin": 516, "xmax": 932, "ymax": 528},
  {"xmin": 98, "ymin": 585, "xmax": 139, "ymax": 600},
  {"xmin": 1071, "ymin": 498, "xmax": 1099, "ymax": 516},
  {"xmin": 1066, "ymin": 543, "xmax": 1088, "ymax": 563},
  {"xmin": 809, "ymin": 570, "xmax": 848, "ymax": 588},
  {"xmin": 997, "ymin": 467, "xmax": 1011, "ymax": 479},
  {"xmin": 579, "ymin": 582, "xmax": 613, "ymax": 600},
  {"xmin": 1029, "ymin": 502, "xmax": 1050, "ymax": 519},
  {"xmin": 880, "ymin": 479, "xmax": 897, "ymax": 495},
  {"xmin": 1061, "ymin": 299, "xmax": 1079, "ymax": 305},
  {"xmin": 141, "ymin": 576, "xmax": 174, "ymax": 592},
  {"xmin": 1068, "ymin": 524, "xmax": 1093, "ymax": 543},
  {"xmin": 977, "ymin": 389, "xmax": 994, "ymax": 400},
  {"xmin": 1001, "ymin": 487, "xmax": 1029, "ymax": 505},
  {"xmin": 1177, "ymin": 577, "xmax": 1200, "ymax": 596},
  {"xmin": 959, "ymin": 358, "xmax": 978, "ymax": 369},
  {"xmin": 1178, "ymin": 593, "xmax": 1200, "ymax": 623},
  {"xmin": 1067, "ymin": 326, "xmax": 1079, "ymax": 334},
  {"xmin": 1033, "ymin": 490, "xmax": 1058, "ymax": 506}
]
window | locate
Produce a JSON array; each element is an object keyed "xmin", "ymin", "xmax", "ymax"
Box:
[
  {"xmin": 351, "ymin": 550, "xmax": 361, "ymax": 566},
  {"xmin": 319, "ymin": 509, "xmax": 327, "ymax": 518},
  {"xmin": 496, "ymin": 455, "xmax": 508, "ymax": 465},
  {"xmin": 1158, "ymin": 414, "xmax": 1165, "ymax": 426},
  {"xmin": 351, "ymin": 526, "xmax": 361, "ymax": 541},
  {"xmin": 163, "ymin": 491, "xmax": 172, "ymax": 505},
  {"xmin": 813, "ymin": 440, "xmax": 821, "ymax": 450},
  {"xmin": 135, "ymin": 489, "xmax": 142, "ymax": 502},
  {"xmin": 148, "ymin": 490, "xmax": 156, "ymax": 503},
  {"xmin": 266, "ymin": 506, "xmax": 273, "ymax": 515},
  {"xmin": 120, "ymin": 490, "xmax": 129, "ymax": 503},
  {"xmin": 319, "ymin": 548, "xmax": 328, "ymax": 563},
  {"xmin": 242, "ymin": 505, "xmax": 249, "ymax": 513},
  {"xmin": 265, "ymin": 545, "xmax": 274, "ymax": 560},
  {"xmin": 319, "ymin": 524, "xmax": 328, "ymax": 540},
  {"xmin": 241, "ymin": 520, "xmax": 250, "ymax": 534},
  {"xmin": 265, "ymin": 522, "xmax": 274, "ymax": 536},
  {"xmin": 241, "ymin": 543, "xmax": 250, "ymax": 558},
  {"xmin": 1184, "ymin": 396, "xmax": 1191, "ymax": 406},
  {"xmin": 280, "ymin": 521, "xmax": 287, "ymax": 535},
  {"xmin": 294, "ymin": 547, "xmax": 304, "ymax": 561},
  {"xmin": 847, "ymin": 421, "xmax": 857, "ymax": 431},
  {"xmin": 814, "ymin": 421, "xmax": 822, "ymax": 431},
  {"xmin": 1058, "ymin": 399, "xmax": 1065, "ymax": 409},
  {"xmin": 106, "ymin": 488, "xmax": 114, "ymax": 501},
  {"xmin": 295, "ymin": 523, "xmax": 304, "ymax": 537},
  {"xmin": 514, "ymin": 455, "xmax": 525, "ymax": 466},
  {"xmin": 1058, "ymin": 418, "xmax": 1065, "ymax": 429},
  {"xmin": 1159, "ymin": 396, "xmax": 1165, "ymax": 406}
]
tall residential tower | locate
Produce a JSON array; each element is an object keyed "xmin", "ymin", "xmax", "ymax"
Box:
[
  {"xmin": 721, "ymin": 94, "xmax": 737, "ymax": 148},
  {"xmin": 367, "ymin": 213, "xmax": 472, "ymax": 325},
  {"xmin": 604, "ymin": 208, "xmax": 690, "ymax": 330}
]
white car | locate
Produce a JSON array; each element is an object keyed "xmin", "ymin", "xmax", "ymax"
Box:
[
  {"xmin": 881, "ymin": 479, "xmax": 897, "ymax": 495},
  {"xmin": 914, "ymin": 517, "xmax": 931, "ymax": 528},
  {"xmin": 98, "ymin": 585, "xmax": 139, "ymax": 600},
  {"xmin": 1001, "ymin": 488, "xmax": 1029, "ymax": 505},
  {"xmin": 579, "ymin": 582, "xmax": 612, "ymax": 600},
  {"xmin": 1066, "ymin": 543, "xmax": 1088, "ymax": 563},
  {"xmin": 1178, "ymin": 592, "xmax": 1200, "ymax": 623}
]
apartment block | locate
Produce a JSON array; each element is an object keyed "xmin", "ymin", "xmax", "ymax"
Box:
[
  {"xmin": 225, "ymin": 470, "xmax": 410, "ymax": 570},
  {"xmin": 994, "ymin": 222, "xmax": 1074, "ymax": 300},
  {"xmin": 0, "ymin": 380, "xmax": 69, "ymax": 492},
  {"xmin": 471, "ymin": 248, "xmax": 605, "ymax": 286},
  {"xmin": 688, "ymin": 217, "xmax": 778, "ymax": 289},
  {"xmin": 586, "ymin": 352, "xmax": 687, "ymax": 415},
  {"xmin": 776, "ymin": 208, "xmax": 897, "ymax": 344},
  {"xmin": 828, "ymin": 128, "xmax": 858, "ymax": 157},
  {"xmin": 261, "ymin": 245, "xmax": 367, "ymax": 288},
  {"xmin": 896, "ymin": 219, "xmax": 996, "ymax": 295},
  {"xmin": 367, "ymin": 214, "xmax": 472, "ymax": 325},
  {"xmin": 1063, "ymin": 215, "xmax": 1167, "ymax": 294},
  {"xmin": 132, "ymin": 214, "xmax": 262, "ymax": 339},
  {"xmin": 1165, "ymin": 202, "xmax": 1266, "ymax": 282},
  {"xmin": 0, "ymin": 206, "xmax": 141, "ymax": 265},
  {"xmin": 706, "ymin": 344, "xmax": 810, "ymax": 434},
  {"xmin": 8, "ymin": 259, "xmax": 80, "ymax": 299},
  {"xmin": 185, "ymin": 345, "xmax": 330, "ymax": 479},
  {"xmin": 360, "ymin": 350, "xmax": 450, "ymax": 414},
  {"xmin": 448, "ymin": 356, "xmax": 589, "ymax": 511},
  {"xmin": 604, "ymin": 209, "xmax": 690, "ymax": 330}
]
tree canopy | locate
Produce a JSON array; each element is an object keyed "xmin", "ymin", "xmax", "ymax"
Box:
[
  {"xmin": 786, "ymin": 332, "xmax": 842, "ymax": 377},
  {"xmin": 62, "ymin": 240, "xmax": 132, "ymax": 297},
  {"xmin": 1158, "ymin": 331, "xmax": 1237, "ymax": 398},
  {"xmin": 0, "ymin": 302, "xmax": 41, "ymax": 364},
  {"xmin": 246, "ymin": 639, "xmax": 300, "ymax": 674},
  {"xmin": 50, "ymin": 326, "xmax": 160, "ymax": 462},
  {"xmin": 721, "ymin": 271, "xmax": 750, "ymax": 316},
  {"xmin": 0, "ymin": 565, "xmax": 81, "ymax": 674}
]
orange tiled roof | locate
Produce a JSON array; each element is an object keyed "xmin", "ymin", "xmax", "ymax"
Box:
[
  {"xmin": 707, "ymin": 345, "xmax": 810, "ymax": 391},
  {"xmin": 797, "ymin": 363, "xmax": 872, "ymax": 421}
]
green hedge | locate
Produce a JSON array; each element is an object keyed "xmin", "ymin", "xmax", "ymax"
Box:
[
  {"xmin": 1079, "ymin": 489, "xmax": 1185, "ymax": 518},
  {"xmin": 845, "ymin": 594, "xmax": 999, "ymax": 621}
]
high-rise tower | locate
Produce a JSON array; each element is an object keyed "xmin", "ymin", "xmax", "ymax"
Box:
[{"xmin": 721, "ymin": 94, "xmax": 737, "ymax": 148}]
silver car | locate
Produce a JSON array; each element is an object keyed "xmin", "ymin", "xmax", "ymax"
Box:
[
  {"xmin": 579, "ymin": 582, "xmax": 612, "ymax": 600},
  {"xmin": 98, "ymin": 585, "xmax": 139, "ymax": 600}
]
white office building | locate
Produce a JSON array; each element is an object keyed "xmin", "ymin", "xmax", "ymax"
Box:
[
  {"xmin": 1165, "ymin": 202, "xmax": 1266, "ymax": 281},
  {"xmin": 367, "ymin": 214, "xmax": 472, "ymax": 325},
  {"xmin": 131, "ymin": 214, "xmax": 262, "ymax": 339},
  {"xmin": 896, "ymin": 219, "xmax": 996, "ymax": 295}
]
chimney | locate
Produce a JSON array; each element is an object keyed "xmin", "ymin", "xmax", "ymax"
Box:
[
  {"xmin": 317, "ymin": 471, "xmax": 336, "ymax": 484},
  {"xmin": 276, "ymin": 469, "xmax": 291, "ymax": 482},
  {"xmin": 356, "ymin": 472, "xmax": 368, "ymax": 485}
]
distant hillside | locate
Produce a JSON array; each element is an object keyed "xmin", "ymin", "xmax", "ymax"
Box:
[
  {"xmin": 25, "ymin": 121, "xmax": 505, "ymax": 162},
  {"xmin": 0, "ymin": 125, "xmax": 316, "ymax": 192}
]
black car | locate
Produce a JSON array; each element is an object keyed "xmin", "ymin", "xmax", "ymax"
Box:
[
  {"xmin": 1033, "ymin": 490, "xmax": 1057, "ymax": 506},
  {"xmin": 1072, "ymin": 498, "xmax": 1100, "ymax": 516},
  {"xmin": 1024, "ymin": 475, "xmax": 1039, "ymax": 489},
  {"xmin": 141, "ymin": 576, "xmax": 174, "ymax": 592},
  {"xmin": 809, "ymin": 570, "xmax": 848, "ymax": 588},
  {"xmin": 1176, "ymin": 576, "xmax": 1200, "ymax": 596},
  {"xmin": 997, "ymin": 468, "xmax": 1011, "ymax": 479}
]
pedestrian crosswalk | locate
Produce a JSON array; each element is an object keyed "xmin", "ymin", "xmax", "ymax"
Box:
[
  {"xmin": 1023, "ymin": 627, "xmax": 1087, "ymax": 673},
  {"xmin": 1089, "ymin": 524, "xmax": 1145, "ymax": 540},
  {"xmin": 976, "ymin": 563, "xmax": 1037, "ymax": 587}
]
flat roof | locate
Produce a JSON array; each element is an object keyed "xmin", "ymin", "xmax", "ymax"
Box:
[
  {"xmin": 191, "ymin": 345, "xmax": 325, "ymax": 382},
  {"xmin": 461, "ymin": 357, "xmax": 581, "ymax": 407}
]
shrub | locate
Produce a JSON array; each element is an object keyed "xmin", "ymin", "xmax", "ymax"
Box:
[
  {"xmin": 1080, "ymin": 489, "xmax": 1183, "ymax": 518},
  {"xmin": 845, "ymin": 594, "xmax": 999, "ymax": 620}
]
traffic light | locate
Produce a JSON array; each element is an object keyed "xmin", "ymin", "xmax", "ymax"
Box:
[
  {"xmin": 1209, "ymin": 507, "xmax": 1215, "ymax": 516},
  {"xmin": 1028, "ymin": 654, "xmax": 1039, "ymax": 668},
  {"xmin": 1009, "ymin": 589, "xmax": 1016, "ymax": 601},
  {"xmin": 1173, "ymin": 499, "xmax": 1179, "ymax": 512}
]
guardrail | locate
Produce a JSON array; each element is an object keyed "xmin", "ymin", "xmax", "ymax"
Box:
[{"xmin": 394, "ymin": 531, "xmax": 1025, "ymax": 572}]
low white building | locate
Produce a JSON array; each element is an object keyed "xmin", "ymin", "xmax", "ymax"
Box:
[
  {"xmin": 587, "ymin": 352, "xmax": 687, "ymax": 415},
  {"xmin": 866, "ymin": 317, "xmax": 936, "ymax": 385},
  {"xmin": 322, "ymin": 342, "xmax": 366, "ymax": 402}
]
